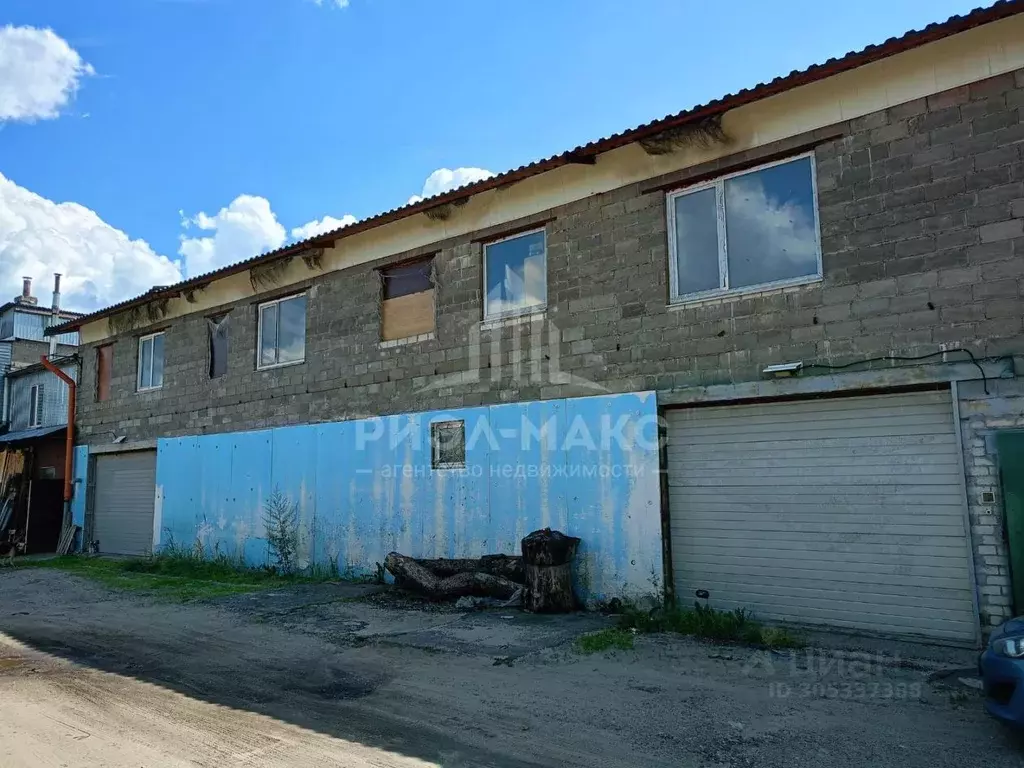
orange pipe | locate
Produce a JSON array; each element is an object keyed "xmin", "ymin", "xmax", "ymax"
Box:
[{"xmin": 39, "ymin": 356, "xmax": 76, "ymax": 504}]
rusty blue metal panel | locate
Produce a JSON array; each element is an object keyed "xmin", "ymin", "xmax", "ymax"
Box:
[
  {"xmin": 155, "ymin": 435, "xmax": 201, "ymax": 552},
  {"xmin": 487, "ymin": 399, "xmax": 567, "ymax": 555},
  {"xmin": 564, "ymin": 392, "xmax": 662, "ymax": 601},
  {"xmin": 71, "ymin": 445, "xmax": 89, "ymax": 549},
  {"xmin": 271, "ymin": 425, "xmax": 318, "ymax": 567},
  {"xmin": 155, "ymin": 391, "xmax": 661, "ymax": 602}
]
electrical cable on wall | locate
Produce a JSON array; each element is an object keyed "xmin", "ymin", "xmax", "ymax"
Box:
[{"xmin": 802, "ymin": 349, "xmax": 993, "ymax": 395}]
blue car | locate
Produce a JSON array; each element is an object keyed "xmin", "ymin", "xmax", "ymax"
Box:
[{"xmin": 981, "ymin": 617, "xmax": 1024, "ymax": 726}]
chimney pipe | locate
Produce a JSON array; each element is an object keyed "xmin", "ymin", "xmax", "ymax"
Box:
[
  {"xmin": 48, "ymin": 273, "xmax": 62, "ymax": 357},
  {"xmin": 15, "ymin": 276, "xmax": 37, "ymax": 305}
]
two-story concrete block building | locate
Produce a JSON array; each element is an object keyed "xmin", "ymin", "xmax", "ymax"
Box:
[{"xmin": 50, "ymin": 3, "xmax": 1024, "ymax": 644}]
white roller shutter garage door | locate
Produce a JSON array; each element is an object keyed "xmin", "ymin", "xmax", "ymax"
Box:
[
  {"xmin": 666, "ymin": 391, "xmax": 977, "ymax": 642},
  {"xmin": 93, "ymin": 451, "xmax": 157, "ymax": 557}
]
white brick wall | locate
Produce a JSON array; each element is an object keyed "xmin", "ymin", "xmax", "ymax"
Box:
[{"xmin": 958, "ymin": 374, "xmax": 1024, "ymax": 628}]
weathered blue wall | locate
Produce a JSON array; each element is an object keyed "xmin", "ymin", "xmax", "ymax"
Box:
[{"xmin": 155, "ymin": 391, "xmax": 662, "ymax": 602}]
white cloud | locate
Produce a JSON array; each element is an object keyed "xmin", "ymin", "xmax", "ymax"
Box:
[
  {"xmin": 291, "ymin": 213, "xmax": 357, "ymax": 241},
  {"xmin": 407, "ymin": 167, "xmax": 495, "ymax": 205},
  {"xmin": 723, "ymin": 171, "xmax": 819, "ymax": 285},
  {"xmin": 0, "ymin": 26, "xmax": 94, "ymax": 122},
  {"xmin": 178, "ymin": 195, "xmax": 286, "ymax": 277},
  {"xmin": 0, "ymin": 173, "xmax": 182, "ymax": 313},
  {"xmin": 312, "ymin": 0, "xmax": 350, "ymax": 8}
]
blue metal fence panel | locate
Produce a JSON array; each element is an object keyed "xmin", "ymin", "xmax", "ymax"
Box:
[
  {"xmin": 155, "ymin": 391, "xmax": 662, "ymax": 602},
  {"xmin": 72, "ymin": 445, "xmax": 89, "ymax": 535}
]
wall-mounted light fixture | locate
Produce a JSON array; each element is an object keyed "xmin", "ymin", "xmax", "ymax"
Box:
[{"xmin": 762, "ymin": 361, "xmax": 803, "ymax": 378}]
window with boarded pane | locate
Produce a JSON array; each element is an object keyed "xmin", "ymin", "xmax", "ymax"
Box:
[
  {"xmin": 257, "ymin": 294, "xmax": 306, "ymax": 369},
  {"xmin": 96, "ymin": 344, "xmax": 113, "ymax": 402},
  {"xmin": 137, "ymin": 332, "xmax": 165, "ymax": 391},
  {"xmin": 380, "ymin": 257, "xmax": 435, "ymax": 341},
  {"xmin": 207, "ymin": 313, "xmax": 229, "ymax": 379},
  {"xmin": 431, "ymin": 420, "xmax": 465, "ymax": 469},
  {"xmin": 667, "ymin": 154, "xmax": 822, "ymax": 303}
]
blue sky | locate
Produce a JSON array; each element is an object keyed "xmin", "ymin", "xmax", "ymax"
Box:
[{"xmin": 0, "ymin": 0, "xmax": 983, "ymax": 311}]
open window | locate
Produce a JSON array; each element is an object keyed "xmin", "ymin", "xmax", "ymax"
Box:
[
  {"xmin": 380, "ymin": 257, "xmax": 435, "ymax": 342},
  {"xmin": 207, "ymin": 313, "xmax": 230, "ymax": 379}
]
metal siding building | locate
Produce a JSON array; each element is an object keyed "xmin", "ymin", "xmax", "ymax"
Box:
[
  {"xmin": 7, "ymin": 365, "xmax": 76, "ymax": 432},
  {"xmin": 0, "ymin": 341, "xmax": 11, "ymax": 424},
  {"xmin": 0, "ymin": 310, "xmax": 79, "ymax": 346}
]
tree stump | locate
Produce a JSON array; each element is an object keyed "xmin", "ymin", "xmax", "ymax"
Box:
[{"xmin": 521, "ymin": 528, "xmax": 581, "ymax": 613}]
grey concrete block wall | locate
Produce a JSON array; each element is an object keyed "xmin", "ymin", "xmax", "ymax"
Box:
[
  {"xmin": 77, "ymin": 68, "xmax": 1024, "ymax": 446},
  {"xmin": 75, "ymin": 69, "xmax": 1024, "ymax": 627},
  {"xmin": 8, "ymin": 339, "xmax": 76, "ymax": 368}
]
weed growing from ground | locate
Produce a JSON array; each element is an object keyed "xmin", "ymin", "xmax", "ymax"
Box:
[
  {"xmin": 615, "ymin": 601, "xmax": 804, "ymax": 649},
  {"xmin": 575, "ymin": 628, "xmax": 636, "ymax": 654}
]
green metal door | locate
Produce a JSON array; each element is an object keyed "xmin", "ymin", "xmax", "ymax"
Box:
[{"xmin": 998, "ymin": 433, "xmax": 1024, "ymax": 614}]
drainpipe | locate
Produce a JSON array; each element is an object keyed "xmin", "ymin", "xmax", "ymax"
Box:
[{"xmin": 39, "ymin": 356, "xmax": 75, "ymax": 528}]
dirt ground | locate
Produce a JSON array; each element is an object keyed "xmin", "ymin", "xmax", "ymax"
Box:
[{"xmin": 0, "ymin": 568, "xmax": 1020, "ymax": 767}]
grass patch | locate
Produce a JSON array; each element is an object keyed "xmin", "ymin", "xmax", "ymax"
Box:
[
  {"xmin": 18, "ymin": 551, "xmax": 342, "ymax": 602},
  {"xmin": 616, "ymin": 602, "xmax": 804, "ymax": 649},
  {"xmin": 575, "ymin": 627, "xmax": 635, "ymax": 654}
]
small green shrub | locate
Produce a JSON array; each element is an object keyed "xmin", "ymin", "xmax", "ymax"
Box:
[
  {"xmin": 263, "ymin": 489, "xmax": 300, "ymax": 573},
  {"xmin": 575, "ymin": 628, "xmax": 635, "ymax": 654}
]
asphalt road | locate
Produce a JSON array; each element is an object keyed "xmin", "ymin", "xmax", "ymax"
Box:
[{"xmin": 0, "ymin": 568, "xmax": 1020, "ymax": 767}]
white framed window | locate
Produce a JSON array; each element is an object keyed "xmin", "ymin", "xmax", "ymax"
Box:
[
  {"xmin": 257, "ymin": 294, "xmax": 307, "ymax": 370},
  {"xmin": 28, "ymin": 384, "xmax": 43, "ymax": 428},
  {"xmin": 483, "ymin": 228, "xmax": 547, "ymax": 320},
  {"xmin": 431, "ymin": 420, "xmax": 466, "ymax": 470},
  {"xmin": 667, "ymin": 153, "xmax": 822, "ymax": 303},
  {"xmin": 137, "ymin": 332, "xmax": 165, "ymax": 391}
]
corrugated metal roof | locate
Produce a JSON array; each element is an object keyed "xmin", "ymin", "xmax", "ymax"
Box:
[
  {"xmin": 5, "ymin": 355, "xmax": 78, "ymax": 379},
  {"xmin": 0, "ymin": 302, "xmax": 83, "ymax": 318},
  {"xmin": 49, "ymin": 0, "xmax": 1024, "ymax": 336},
  {"xmin": 0, "ymin": 425, "xmax": 65, "ymax": 445}
]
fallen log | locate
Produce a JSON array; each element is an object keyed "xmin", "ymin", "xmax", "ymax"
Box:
[
  {"xmin": 384, "ymin": 552, "xmax": 521, "ymax": 599},
  {"xmin": 411, "ymin": 554, "xmax": 524, "ymax": 583}
]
